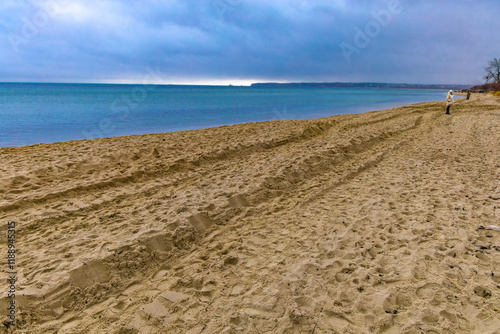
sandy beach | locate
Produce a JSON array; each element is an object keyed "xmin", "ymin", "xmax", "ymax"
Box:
[{"xmin": 1, "ymin": 94, "xmax": 499, "ymax": 333}]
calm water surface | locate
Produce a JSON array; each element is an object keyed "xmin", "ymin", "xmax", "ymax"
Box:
[{"xmin": 0, "ymin": 83, "xmax": 450, "ymax": 148}]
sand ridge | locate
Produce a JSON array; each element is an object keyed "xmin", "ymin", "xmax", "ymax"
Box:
[{"xmin": 0, "ymin": 94, "xmax": 499, "ymax": 333}]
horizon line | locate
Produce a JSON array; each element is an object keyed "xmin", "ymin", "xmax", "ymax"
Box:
[{"xmin": 0, "ymin": 81, "xmax": 474, "ymax": 87}]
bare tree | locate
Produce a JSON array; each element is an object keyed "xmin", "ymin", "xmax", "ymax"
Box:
[{"xmin": 484, "ymin": 57, "xmax": 500, "ymax": 83}]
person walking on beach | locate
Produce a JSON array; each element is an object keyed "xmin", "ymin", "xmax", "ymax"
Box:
[
  {"xmin": 446, "ymin": 90, "xmax": 454, "ymax": 114},
  {"xmin": 467, "ymin": 90, "xmax": 471, "ymax": 100}
]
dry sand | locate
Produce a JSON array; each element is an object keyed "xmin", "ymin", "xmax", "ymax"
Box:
[{"xmin": 0, "ymin": 94, "xmax": 499, "ymax": 334}]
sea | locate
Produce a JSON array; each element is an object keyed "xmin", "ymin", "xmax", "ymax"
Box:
[{"xmin": 0, "ymin": 83, "xmax": 451, "ymax": 148}]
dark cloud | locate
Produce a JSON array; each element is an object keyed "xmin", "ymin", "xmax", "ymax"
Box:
[{"xmin": 1, "ymin": 0, "xmax": 499, "ymax": 84}]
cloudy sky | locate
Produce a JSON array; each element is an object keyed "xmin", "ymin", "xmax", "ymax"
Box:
[{"xmin": 1, "ymin": 0, "xmax": 499, "ymax": 85}]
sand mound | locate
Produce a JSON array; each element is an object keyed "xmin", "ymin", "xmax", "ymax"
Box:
[{"xmin": 0, "ymin": 94, "xmax": 499, "ymax": 333}]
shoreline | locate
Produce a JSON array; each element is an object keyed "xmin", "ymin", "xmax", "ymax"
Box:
[
  {"xmin": 0, "ymin": 85, "xmax": 451, "ymax": 149},
  {"xmin": 0, "ymin": 94, "xmax": 499, "ymax": 333},
  {"xmin": 0, "ymin": 94, "xmax": 453, "ymax": 151}
]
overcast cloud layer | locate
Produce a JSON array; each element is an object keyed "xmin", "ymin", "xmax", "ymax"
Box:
[{"xmin": 1, "ymin": 0, "xmax": 499, "ymax": 85}]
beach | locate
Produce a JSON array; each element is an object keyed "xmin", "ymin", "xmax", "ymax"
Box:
[{"xmin": 1, "ymin": 94, "xmax": 499, "ymax": 333}]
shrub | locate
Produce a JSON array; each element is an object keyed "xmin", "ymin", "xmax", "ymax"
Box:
[{"xmin": 493, "ymin": 91, "xmax": 500, "ymax": 97}]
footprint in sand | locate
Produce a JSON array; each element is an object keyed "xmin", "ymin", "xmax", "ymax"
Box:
[{"xmin": 416, "ymin": 283, "xmax": 447, "ymax": 306}]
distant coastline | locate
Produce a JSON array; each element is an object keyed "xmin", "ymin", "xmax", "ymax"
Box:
[
  {"xmin": 0, "ymin": 81, "xmax": 472, "ymax": 90},
  {"xmin": 250, "ymin": 82, "xmax": 471, "ymax": 90}
]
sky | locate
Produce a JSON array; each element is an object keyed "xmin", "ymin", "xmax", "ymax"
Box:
[{"xmin": 1, "ymin": 0, "xmax": 499, "ymax": 85}]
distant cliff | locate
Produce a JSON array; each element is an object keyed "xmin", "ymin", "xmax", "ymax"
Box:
[{"xmin": 250, "ymin": 82, "xmax": 471, "ymax": 90}]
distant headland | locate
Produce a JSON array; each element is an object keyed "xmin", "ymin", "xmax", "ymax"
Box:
[{"xmin": 250, "ymin": 82, "xmax": 471, "ymax": 90}]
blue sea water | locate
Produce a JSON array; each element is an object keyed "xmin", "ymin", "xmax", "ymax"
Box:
[{"xmin": 0, "ymin": 83, "xmax": 450, "ymax": 148}]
